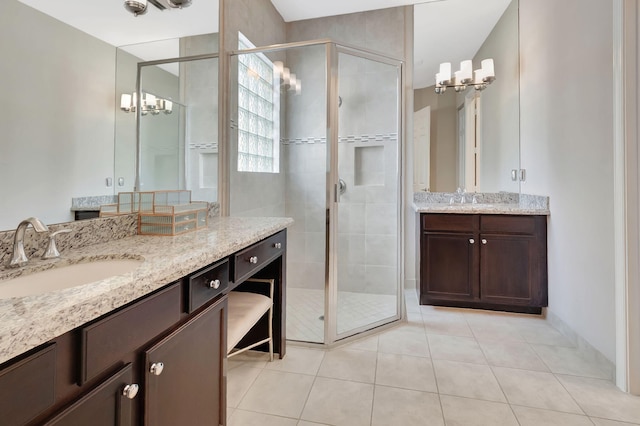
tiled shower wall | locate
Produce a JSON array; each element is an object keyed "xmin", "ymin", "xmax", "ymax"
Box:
[{"xmin": 283, "ymin": 8, "xmax": 406, "ymax": 295}]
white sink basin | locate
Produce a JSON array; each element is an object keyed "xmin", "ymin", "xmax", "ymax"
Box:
[{"xmin": 0, "ymin": 259, "xmax": 143, "ymax": 299}]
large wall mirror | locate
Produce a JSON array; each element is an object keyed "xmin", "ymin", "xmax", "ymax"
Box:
[
  {"xmin": 115, "ymin": 35, "xmax": 219, "ymax": 204},
  {"xmin": 0, "ymin": 0, "xmax": 218, "ymax": 231},
  {"xmin": 413, "ymin": 0, "xmax": 519, "ymax": 194}
]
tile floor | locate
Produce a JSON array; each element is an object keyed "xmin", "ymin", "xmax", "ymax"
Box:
[
  {"xmin": 227, "ymin": 291, "xmax": 640, "ymax": 426},
  {"xmin": 287, "ymin": 288, "xmax": 398, "ymax": 343}
]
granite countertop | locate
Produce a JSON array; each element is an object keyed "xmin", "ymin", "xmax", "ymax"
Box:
[
  {"xmin": 412, "ymin": 201, "xmax": 550, "ymax": 215},
  {"xmin": 412, "ymin": 192, "xmax": 550, "ymax": 216},
  {"xmin": 0, "ymin": 216, "xmax": 293, "ymax": 364}
]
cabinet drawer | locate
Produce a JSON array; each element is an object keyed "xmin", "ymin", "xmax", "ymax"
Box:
[
  {"xmin": 422, "ymin": 214, "xmax": 478, "ymax": 232},
  {"xmin": 80, "ymin": 283, "xmax": 181, "ymax": 384},
  {"xmin": 0, "ymin": 343, "xmax": 56, "ymax": 426},
  {"xmin": 187, "ymin": 259, "xmax": 229, "ymax": 313},
  {"xmin": 44, "ymin": 363, "xmax": 135, "ymax": 426},
  {"xmin": 233, "ymin": 231, "xmax": 286, "ymax": 284},
  {"xmin": 481, "ymin": 215, "xmax": 537, "ymax": 234}
]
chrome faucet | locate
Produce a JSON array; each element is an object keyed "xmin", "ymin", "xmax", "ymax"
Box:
[{"xmin": 7, "ymin": 217, "xmax": 49, "ymax": 268}]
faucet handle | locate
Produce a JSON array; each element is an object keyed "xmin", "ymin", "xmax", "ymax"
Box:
[{"xmin": 42, "ymin": 229, "xmax": 71, "ymax": 260}]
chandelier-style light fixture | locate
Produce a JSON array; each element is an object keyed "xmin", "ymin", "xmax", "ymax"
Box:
[
  {"xmin": 435, "ymin": 59, "xmax": 495, "ymax": 94},
  {"xmin": 120, "ymin": 92, "xmax": 173, "ymax": 116},
  {"xmin": 124, "ymin": 0, "xmax": 192, "ymax": 17}
]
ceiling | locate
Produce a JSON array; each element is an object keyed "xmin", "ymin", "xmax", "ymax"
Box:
[{"xmin": 17, "ymin": 0, "xmax": 511, "ymax": 88}]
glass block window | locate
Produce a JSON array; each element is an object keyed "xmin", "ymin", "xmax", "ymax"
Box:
[{"xmin": 237, "ymin": 33, "xmax": 280, "ymax": 173}]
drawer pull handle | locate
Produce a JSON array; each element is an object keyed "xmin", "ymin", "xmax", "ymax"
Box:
[
  {"xmin": 482, "ymin": 239, "xmax": 487, "ymax": 245},
  {"xmin": 469, "ymin": 239, "xmax": 475, "ymax": 244},
  {"xmin": 274, "ymin": 242, "xmax": 282, "ymax": 249},
  {"xmin": 150, "ymin": 362, "xmax": 164, "ymax": 376},
  {"xmin": 209, "ymin": 279, "xmax": 221, "ymax": 289},
  {"xmin": 249, "ymin": 256, "xmax": 258, "ymax": 264},
  {"xmin": 122, "ymin": 384, "xmax": 139, "ymax": 399}
]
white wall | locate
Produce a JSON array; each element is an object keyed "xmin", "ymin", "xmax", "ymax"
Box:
[
  {"xmin": 519, "ymin": 0, "xmax": 616, "ymax": 361},
  {"xmin": 0, "ymin": 0, "xmax": 116, "ymax": 230}
]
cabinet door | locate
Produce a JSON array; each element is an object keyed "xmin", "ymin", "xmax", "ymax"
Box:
[
  {"xmin": 144, "ymin": 296, "xmax": 227, "ymax": 426},
  {"xmin": 480, "ymin": 234, "xmax": 541, "ymax": 306},
  {"xmin": 44, "ymin": 364, "xmax": 136, "ymax": 426},
  {"xmin": 421, "ymin": 232, "xmax": 479, "ymax": 303}
]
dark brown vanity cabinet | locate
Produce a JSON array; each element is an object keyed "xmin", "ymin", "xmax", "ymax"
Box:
[
  {"xmin": 144, "ymin": 298, "xmax": 226, "ymax": 426},
  {"xmin": 0, "ymin": 229, "xmax": 287, "ymax": 426},
  {"xmin": 419, "ymin": 213, "xmax": 547, "ymax": 313}
]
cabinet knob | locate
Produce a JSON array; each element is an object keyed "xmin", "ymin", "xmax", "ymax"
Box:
[
  {"xmin": 122, "ymin": 384, "xmax": 139, "ymax": 399},
  {"xmin": 150, "ymin": 362, "xmax": 164, "ymax": 376},
  {"xmin": 482, "ymin": 239, "xmax": 487, "ymax": 245},
  {"xmin": 273, "ymin": 242, "xmax": 282, "ymax": 249},
  {"xmin": 469, "ymin": 239, "xmax": 475, "ymax": 244},
  {"xmin": 208, "ymin": 279, "xmax": 221, "ymax": 289},
  {"xmin": 249, "ymin": 256, "xmax": 258, "ymax": 264}
]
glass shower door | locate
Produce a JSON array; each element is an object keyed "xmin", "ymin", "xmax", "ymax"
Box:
[{"xmin": 333, "ymin": 48, "xmax": 402, "ymax": 339}]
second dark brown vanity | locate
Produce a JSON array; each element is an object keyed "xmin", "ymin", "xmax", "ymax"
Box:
[{"xmin": 418, "ymin": 213, "xmax": 547, "ymax": 314}]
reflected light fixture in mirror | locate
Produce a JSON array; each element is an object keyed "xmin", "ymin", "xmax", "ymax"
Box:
[
  {"xmin": 435, "ymin": 58, "xmax": 495, "ymax": 94},
  {"xmin": 120, "ymin": 92, "xmax": 173, "ymax": 115},
  {"xmin": 273, "ymin": 61, "xmax": 302, "ymax": 95}
]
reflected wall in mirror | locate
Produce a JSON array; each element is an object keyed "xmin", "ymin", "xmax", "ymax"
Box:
[
  {"xmin": 413, "ymin": 0, "xmax": 519, "ymax": 194},
  {"xmin": 115, "ymin": 35, "xmax": 219, "ymax": 203},
  {"xmin": 0, "ymin": 0, "xmax": 218, "ymax": 231}
]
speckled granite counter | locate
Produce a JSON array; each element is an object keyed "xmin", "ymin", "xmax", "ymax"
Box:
[
  {"xmin": 0, "ymin": 216, "xmax": 293, "ymax": 364},
  {"xmin": 412, "ymin": 192, "xmax": 550, "ymax": 215}
]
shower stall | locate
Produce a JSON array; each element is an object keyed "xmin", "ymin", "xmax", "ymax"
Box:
[{"xmin": 229, "ymin": 39, "xmax": 403, "ymax": 345}]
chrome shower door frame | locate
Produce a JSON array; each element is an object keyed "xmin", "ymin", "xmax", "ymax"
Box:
[{"xmin": 325, "ymin": 43, "xmax": 404, "ymax": 344}]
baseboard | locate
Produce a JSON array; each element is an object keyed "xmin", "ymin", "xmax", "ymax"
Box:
[{"xmin": 546, "ymin": 308, "xmax": 616, "ymax": 382}]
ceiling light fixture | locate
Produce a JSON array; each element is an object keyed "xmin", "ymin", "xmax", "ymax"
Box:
[
  {"xmin": 124, "ymin": 0, "xmax": 148, "ymax": 16},
  {"xmin": 435, "ymin": 58, "xmax": 495, "ymax": 94}
]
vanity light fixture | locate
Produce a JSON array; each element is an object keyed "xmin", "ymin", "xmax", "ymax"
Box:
[
  {"xmin": 435, "ymin": 58, "xmax": 495, "ymax": 94},
  {"xmin": 124, "ymin": 0, "xmax": 192, "ymax": 16},
  {"xmin": 273, "ymin": 61, "xmax": 302, "ymax": 95},
  {"xmin": 120, "ymin": 92, "xmax": 173, "ymax": 115},
  {"xmin": 124, "ymin": 0, "xmax": 148, "ymax": 16}
]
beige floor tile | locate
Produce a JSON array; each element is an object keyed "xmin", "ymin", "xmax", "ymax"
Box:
[
  {"xmin": 493, "ymin": 366, "xmax": 583, "ymax": 414},
  {"xmin": 440, "ymin": 395, "xmax": 519, "ymax": 426},
  {"xmin": 590, "ymin": 417, "xmax": 640, "ymax": 425},
  {"xmin": 264, "ymin": 346, "xmax": 325, "ymax": 375},
  {"xmin": 228, "ymin": 409, "xmax": 298, "ymax": 426},
  {"xmin": 301, "ymin": 377, "xmax": 374, "ymax": 426},
  {"xmin": 428, "ymin": 334, "xmax": 487, "ymax": 364},
  {"xmin": 467, "ymin": 318, "xmax": 525, "ymax": 342},
  {"xmin": 317, "ymin": 348, "xmax": 377, "ymax": 383},
  {"xmin": 514, "ymin": 322, "xmax": 574, "ymax": 347},
  {"xmin": 479, "ymin": 340, "xmax": 550, "ymax": 372},
  {"xmin": 423, "ymin": 313, "xmax": 474, "ymax": 337},
  {"xmin": 343, "ymin": 334, "xmax": 379, "ymax": 352},
  {"xmin": 227, "ymin": 366, "xmax": 262, "ymax": 408},
  {"xmin": 297, "ymin": 421, "xmax": 331, "ymax": 426},
  {"xmin": 532, "ymin": 345, "xmax": 614, "ymax": 380},
  {"xmin": 378, "ymin": 326, "xmax": 430, "ymax": 357},
  {"xmin": 557, "ymin": 375, "xmax": 640, "ymax": 424},
  {"xmin": 375, "ymin": 352, "xmax": 438, "ymax": 392},
  {"xmin": 238, "ymin": 370, "xmax": 315, "ymax": 418},
  {"xmin": 372, "ymin": 385, "xmax": 444, "ymax": 426},
  {"xmin": 511, "ymin": 406, "xmax": 594, "ymax": 426},
  {"xmin": 433, "ymin": 359, "xmax": 506, "ymax": 402},
  {"xmin": 227, "ymin": 407, "xmax": 235, "ymax": 423},
  {"xmin": 228, "ymin": 350, "xmax": 271, "ymax": 369}
]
